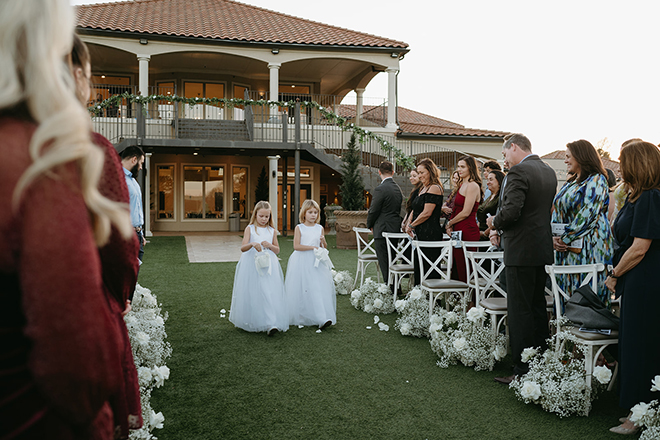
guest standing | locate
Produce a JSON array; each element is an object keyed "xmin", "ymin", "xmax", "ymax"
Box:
[
  {"xmin": 481, "ymin": 160, "xmax": 502, "ymax": 201},
  {"xmin": 402, "ymin": 168, "xmax": 422, "ymax": 231},
  {"xmin": 605, "ymin": 141, "xmax": 660, "ymax": 435},
  {"xmin": 552, "ymin": 140, "xmax": 613, "ymax": 305},
  {"xmin": 487, "ymin": 133, "xmax": 557, "ymax": 384},
  {"xmin": 120, "ymin": 146, "xmax": 146, "ymax": 264},
  {"xmin": 0, "ymin": 1, "xmax": 133, "ymax": 437},
  {"xmin": 441, "ymin": 170, "xmax": 461, "ymax": 220},
  {"xmin": 405, "ymin": 158, "xmax": 444, "ymax": 284},
  {"xmin": 445, "ymin": 156, "xmax": 482, "ymax": 282},
  {"xmin": 366, "ymin": 161, "xmax": 404, "ymax": 289},
  {"xmin": 477, "ymin": 170, "xmax": 505, "ymax": 240}
]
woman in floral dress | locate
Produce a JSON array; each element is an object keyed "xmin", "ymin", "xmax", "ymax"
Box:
[{"xmin": 552, "ymin": 140, "xmax": 613, "ymax": 304}]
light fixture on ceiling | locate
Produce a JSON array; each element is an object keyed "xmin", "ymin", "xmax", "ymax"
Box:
[
  {"xmin": 140, "ymin": 38, "xmax": 148, "ymax": 45},
  {"xmin": 390, "ymin": 52, "xmax": 398, "ymax": 58},
  {"xmin": 271, "ymin": 48, "xmax": 279, "ymax": 54},
  {"xmin": 101, "ymin": 75, "xmax": 106, "ymax": 78}
]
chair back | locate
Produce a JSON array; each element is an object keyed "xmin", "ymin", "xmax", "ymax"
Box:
[
  {"xmin": 382, "ymin": 232, "xmax": 413, "ymax": 268},
  {"xmin": 353, "ymin": 227, "xmax": 376, "ymax": 259},
  {"xmin": 461, "ymin": 241, "xmax": 496, "ymax": 282},
  {"xmin": 466, "ymin": 250, "xmax": 506, "ymax": 303},
  {"xmin": 545, "ymin": 263, "xmax": 604, "ymax": 324},
  {"xmin": 413, "ymin": 240, "xmax": 454, "ymax": 284}
]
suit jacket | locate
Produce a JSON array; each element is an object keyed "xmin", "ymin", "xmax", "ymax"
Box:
[
  {"xmin": 366, "ymin": 177, "xmax": 404, "ymax": 239},
  {"xmin": 493, "ymin": 155, "xmax": 557, "ymax": 266}
]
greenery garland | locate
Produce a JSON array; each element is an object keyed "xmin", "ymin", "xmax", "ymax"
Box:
[{"xmin": 89, "ymin": 93, "xmax": 416, "ymax": 169}]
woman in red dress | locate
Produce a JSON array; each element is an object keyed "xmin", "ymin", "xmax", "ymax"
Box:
[{"xmin": 445, "ymin": 156, "xmax": 483, "ymax": 282}]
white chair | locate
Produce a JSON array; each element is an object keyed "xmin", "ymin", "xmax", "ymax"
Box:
[
  {"xmin": 545, "ymin": 263, "xmax": 619, "ymax": 404},
  {"xmin": 383, "ymin": 232, "xmax": 414, "ymax": 300},
  {"xmin": 413, "ymin": 240, "xmax": 470, "ymax": 318},
  {"xmin": 461, "ymin": 241, "xmax": 497, "ymax": 302},
  {"xmin": 353, "ymin": 227, "xmax": 380, "ymax": 288},
  {"xmin": 467, "ymin": 250, "xmax": 508, "ymax": 345}
]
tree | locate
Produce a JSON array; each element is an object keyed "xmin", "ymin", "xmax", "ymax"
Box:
[
  {"xmin": 339, "ymin": 133, "xmax": 366, "ymax": 210},
  {"xmin": 254, "ymin": 166, "xmax": 269, "ymax": 204},
  {"xmin": 596, "ymin": 137, "xmax": 612, "ymax": 160}
]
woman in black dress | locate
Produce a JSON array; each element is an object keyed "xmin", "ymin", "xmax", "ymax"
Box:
[
  {"xmin": 477, "ymin": 170, "xmax": 505, "ymax": 240},
  {"xmin": 402, "ymin": 168, "xmax": 422, "ymax": 231},
  {"xmin": 405, "ymin": 158, "xmax": 444, "ymax": 284},
  {"xmin": 605, "ymin": 141, "xmax": 660, "ymax": 435}
]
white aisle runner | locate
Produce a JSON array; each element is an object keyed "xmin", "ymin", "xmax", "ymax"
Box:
[{"xmin": 185, "ymin": 235, "xmax": 243, "ymax": 263}]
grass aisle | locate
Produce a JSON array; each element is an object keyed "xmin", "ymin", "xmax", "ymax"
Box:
[{"xmin": 142, "ymin": 235, "xmax": 622, "ymax": 440}]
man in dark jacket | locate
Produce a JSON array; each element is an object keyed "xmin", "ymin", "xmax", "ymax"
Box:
[
  {"xmin": 367, "ymin": 161, "xmax": 404, "ymax": 289},
  {"xmin": 487, "ymin": 133, "xmax": 557, "ymax": 383}
]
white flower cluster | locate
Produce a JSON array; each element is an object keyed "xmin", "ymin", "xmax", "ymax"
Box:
[
  {"xmin": 331, "ymin": 269, "xmax": 354, "ymax": 295},
  {"xmin": 349, "ymin": 278, "xmax": 395, "ymax": 314},
  {"xmin": 126, "ymin": 284, "xmax": 173, "ymax": 439},
  {"xmin": 429, "ymin": 306, "xmax": 506, "ymax": 371},
  {"xmin": 509, "ymin": 324, "xmax": 608, "ymax": 417},
  {"xmin": 629, "ymin": 376, "xmax": 660, "ymax": 440},
  {"xmin": 394, "ymin": 287, "xmax": 430, "ymax": 338}
]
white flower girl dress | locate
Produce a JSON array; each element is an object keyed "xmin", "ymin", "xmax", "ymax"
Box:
[
  {"xmin": 229, "ymin": 225, "xmax": 289, "ymax": 333},
  {"xmin": 285, "ymin": 223, "xmax": 336, "ymax": 327}
]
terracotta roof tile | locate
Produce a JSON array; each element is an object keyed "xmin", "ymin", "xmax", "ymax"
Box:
[
  {"xmin": 76, "ymin": 0, "xmax": 408, "ymax": 48},
  {"xmin": 338, "ymin": 104, "xmax": 507, "ymax": 138}
]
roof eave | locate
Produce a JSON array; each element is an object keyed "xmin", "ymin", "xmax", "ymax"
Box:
[
  {"xmin": 77, "ymin": 27, "xmax": 411, "ymax": 54},
  {"xmin": 397, "ymin": 132, "xmax": 508, "ymax": 141}
]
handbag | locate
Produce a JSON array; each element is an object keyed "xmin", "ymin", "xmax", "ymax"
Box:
[{"xmin": 565, "ymin": 284, "xmax": 619, "ymax": 330}]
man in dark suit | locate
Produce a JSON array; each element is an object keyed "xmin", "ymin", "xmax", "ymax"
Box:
[
  {"xmin": 367, "ymin": 161, "xmax": 404, "ymax": 289},
  {"xmin": 486, "ymin": 133, "xmax": 557, "ymax": 384}
]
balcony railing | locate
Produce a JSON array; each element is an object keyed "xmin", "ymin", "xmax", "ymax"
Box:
[{"xmin": 90, "ymin": 85, "xmax": 464, "ymax": 174}]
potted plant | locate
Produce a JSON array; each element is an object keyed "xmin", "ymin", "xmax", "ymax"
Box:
[{"xmin": 335, "ymin": 133, "xmax": 368, "ymax": 249}]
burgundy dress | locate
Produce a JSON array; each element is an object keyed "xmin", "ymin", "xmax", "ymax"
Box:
[
  {"xmin": 94, "ymin": 132, "xmax": 142, "ymax": 438},
  {"xmin": 0, "ymin": 117, "xmax": 122, "ymax": 439},
  {"xmin": 450, "ymin": 189, "xmax": 480, "ymax": 282}
]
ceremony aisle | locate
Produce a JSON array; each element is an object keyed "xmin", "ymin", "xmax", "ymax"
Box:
[{"xmin": 140, "ymin": 236, "xmax": 623, "ymax": 440}]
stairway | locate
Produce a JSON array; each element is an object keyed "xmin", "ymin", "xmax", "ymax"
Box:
[{"xmin": 177, "ymin": 119, "xmax": 251, "ymax": 141}]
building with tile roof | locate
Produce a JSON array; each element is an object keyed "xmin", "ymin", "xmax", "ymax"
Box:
[{"xmin": 77, "ymin": 0, "xmax": 507, "ymax": 234}]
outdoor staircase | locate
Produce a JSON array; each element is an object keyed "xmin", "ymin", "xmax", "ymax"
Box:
[{"xmin": 177, "ymin": 119, "xmax": 251, "ymax": 141}]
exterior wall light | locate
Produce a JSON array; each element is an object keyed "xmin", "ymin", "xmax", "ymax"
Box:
[
  {"xmin": 140, "ymin": 38, "xmax": 148, "ymax": 45},
  {"xmin": 271, "ymin": 48, "xmax": 279, "ymax": 54}
]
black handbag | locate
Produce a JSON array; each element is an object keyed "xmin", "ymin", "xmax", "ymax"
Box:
[{"xmin": 565, "ymin": 284, "xmax": 619, "ymax": 330}]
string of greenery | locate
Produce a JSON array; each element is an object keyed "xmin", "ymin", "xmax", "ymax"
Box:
[{"xmin": 88, "ymin": 93, "xmax": 415, "ymax": 169}]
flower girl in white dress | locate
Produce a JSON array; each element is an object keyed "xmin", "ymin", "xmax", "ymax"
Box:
[
  {"xmin": 285, "ymin": 200, "xmax": 336, "ymax": 329},
  {"xmin": 230, "ymin": 201, "xmax": 288, "ymax": 335}
]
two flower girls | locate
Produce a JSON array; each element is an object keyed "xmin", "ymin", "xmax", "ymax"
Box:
[{"xmin": 229, "ymin": 199, "xmax": 336, "ymax": 335}]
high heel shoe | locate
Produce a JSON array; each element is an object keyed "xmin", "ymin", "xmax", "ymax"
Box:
[{"xmin": 609, "ymin": 424, "xmax": 639, "ymax": 435}]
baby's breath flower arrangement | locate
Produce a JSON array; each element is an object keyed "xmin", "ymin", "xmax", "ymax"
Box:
[
  {"xmin": 629, "ymin": 376, "xmax": 660, "ymax": 440},
  {"xmin": 509, "ymin": 322, "xmax": 610, "ymax": 417},
  {"xmin": 394, "ymin": 287, "xmax": 430, "ymax": 338},
  {"xmin": 429, "ymin": 304, "xmax": 506, "ymax": 371},
  {"xmin": 331, "ymin": 269, "xmax": 353, "ymax": 295},
  {"xmin": 125, "ymin": 284, "xmax": 173, "ymax": 439},
  {"xmin": 350, "ymin": 278, "xmax": 395, "ymax": 314}
]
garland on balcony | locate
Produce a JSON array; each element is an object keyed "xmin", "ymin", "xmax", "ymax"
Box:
[{"xmin": 89, "ymin": 93, "xmax": 416, "ymax": 169}]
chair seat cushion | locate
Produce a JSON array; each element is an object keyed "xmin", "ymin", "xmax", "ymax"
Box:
[
  {"xmin": 480, "ymin": 297, "xmax": 507, "ymax": 311},
  {"xmin": 422, "ymin": 279, "xmax": 468, "ymax": 290},
  {"xmin": 358, "ymin": 255, "xmax": 378, "ymax": 261},
  {"xmin": 566, "ymin": 327, "xmax": 619, "ymax": 341},
  {"xmin": 390, "ymin": 264, "xmax": 413, "ymax": 272}
]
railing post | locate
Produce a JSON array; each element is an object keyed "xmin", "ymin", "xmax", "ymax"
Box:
[
  {"xmin": 136, "ymin": 102, "xmax": 145, "ymax": 145},
  {"xmin": 294, "ymin": 101, "xmax": 301, "ymax": 227},
  {"xmin": 282, "ymin": 110, "xmax": 287, "ymax": 143}
]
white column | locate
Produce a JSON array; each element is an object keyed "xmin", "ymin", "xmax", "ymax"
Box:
[
  {"xmin": 267, "ymin": 155, "xmax": 280, "ymax": 230},
  {"xmin": 386, "ymin": 68, "xmax": 398, "ymax": 129},
  {"xmin": 137, "ymin": 55, "xmax": 151, "ymax": 96},
  {"xmin": 144, "ymin": 153, "xmax": 152, "ymax": 237},
  {"xmin": 268, "ymin": 63, "xmax": 280, "ymax": 119},
  {"xmin": 355, "ymin": 87, "xmax": 365, "ymax": 126}
]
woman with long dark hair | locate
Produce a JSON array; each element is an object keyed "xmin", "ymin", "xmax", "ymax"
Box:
[
  {"xmin": 402, "ymin": 168, "xmax": 423, "ymax": 231},
  {"xmin": 605, "ymin": 141, "xmax": 660, "ymax": 435},
  {"xmin": 477, "ymin": 169, "xmax": 505, "ymax": 240},
  {"xmin": 552, "ymin": 139, "xmax": 613, "ymax": 305},
  {"xmin": 445, "ymin": 155, "xmax": 482, "ymax": 281}
]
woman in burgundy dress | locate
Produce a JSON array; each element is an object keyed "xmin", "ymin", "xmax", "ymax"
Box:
[{"xmin": 446, "ymin": 156, "xmax": 483, "ymax": 282}]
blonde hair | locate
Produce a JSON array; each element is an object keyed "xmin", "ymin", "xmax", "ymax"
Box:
[
  {"xmin": 299, "ymin": 199, "xmax": 321, "ymax": 224},
  {"xmin": 0, "ymin": 0, "xmax": 131, "ymax": 245},
  {"xmin": 249, "ymin": 201, "xmax": 274, "ymax": 229}
]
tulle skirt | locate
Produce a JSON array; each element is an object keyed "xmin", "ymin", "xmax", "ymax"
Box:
[
  {"xmin": 229, "ymin": 248, "xmax": 289, "ymax": 332},
  {"xmin": 285, "ymin": 250, "xmax": 336, "ymax": 327}
]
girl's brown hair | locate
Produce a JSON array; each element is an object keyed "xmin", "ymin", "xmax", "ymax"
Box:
[
  {"xmin": 566, "ymin": 139, "xmax": 607, "ymax": 184},
  {"xmin": 458, "ymin": 155, "xmax": 483, "ymax": 202},
  {"xmin": 417, "ymin": 158, "xmax": 442, "ymax": 187},
  {"xmin": 249, "ymin": 201, "xmax": 274, "ymax": 228}
]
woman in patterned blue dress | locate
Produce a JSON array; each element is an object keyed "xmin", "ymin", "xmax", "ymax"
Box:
[{"xmin": 552, "ymin": 139, "xmax": 613, "ymax": 305}]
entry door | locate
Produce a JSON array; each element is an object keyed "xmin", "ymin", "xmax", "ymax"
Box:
[{"xmin": 277, "ymin": 184, "xmax": 311, "ymax": 232}]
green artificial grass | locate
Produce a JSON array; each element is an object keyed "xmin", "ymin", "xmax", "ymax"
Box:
[{"xmin": 140, "ymin": 235, "xmax": 623, "ymax": 440}]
